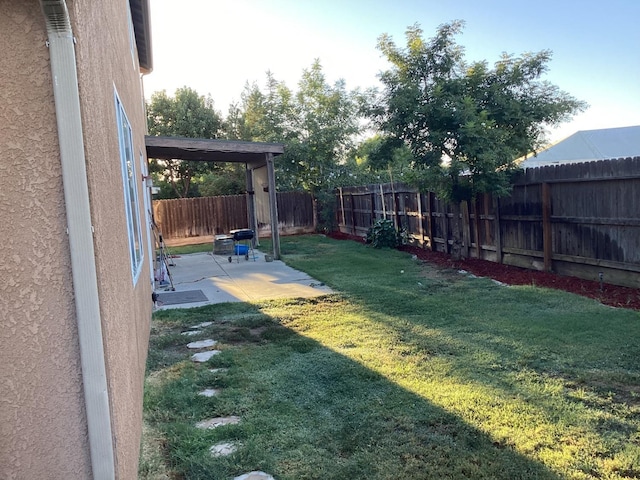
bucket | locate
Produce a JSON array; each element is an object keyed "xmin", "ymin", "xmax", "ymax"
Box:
[{"xmin": 234, "ymin": 244, "xmax": 249, "ymax": 255}]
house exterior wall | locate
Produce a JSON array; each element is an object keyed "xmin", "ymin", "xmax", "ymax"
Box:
[
  {"xmin": 0, "ymin": 1, "xmax": 93, "ymax": 478},
  {"xmin": 0, "ymin": 1, "xmax": 152, "ymax": 478},
  {"xmin": 71, "ymin": 1, "xmax": 153, "ymax": 477}
]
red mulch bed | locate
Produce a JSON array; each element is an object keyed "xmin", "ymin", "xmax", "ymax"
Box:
[{"xmin": 327, "ymin": 231, "xmax": 640, "ymax": 311}]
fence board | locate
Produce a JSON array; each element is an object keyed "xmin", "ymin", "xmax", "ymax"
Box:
[
  {"xmin": 336, "ymin": 157, "xmax": 640, "ymax": 288},
  {"xmin": 153, "ymin": 191, "xmax": 315, "ymax": 241}
]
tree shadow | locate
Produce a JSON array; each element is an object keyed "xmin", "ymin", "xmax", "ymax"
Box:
[{"xmin": 148, "ymin": 301, "xmax": 565, "ymax": 479}]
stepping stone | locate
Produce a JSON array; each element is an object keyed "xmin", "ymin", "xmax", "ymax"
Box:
[
  {"xmin": 209, "ymin": 441, "xmax": 238, "ymax": 457},
  {"xmin": 195, "ymin": 416, "xmax": 240, "ymax": 429},
  {"xmin": 191, "ymin": 321, "xmax": 213, "ymax": 329},
  {"xmin": 198, "ymin": 388, "xmax": 219, "ymax": 397},
  {"xmin": 209, "ymin": 368, "xmax": 228, "ymax": 374},
  {"xmin": 187, "ymin": 339, "xmax": 217, "ymax": 349},
  {"xmin": 181, "ymin": 330, "xmax": 202, "ymax": 336},
  {"xmin": 191, "ymin": 350, "xmax": 222, "ymax": 362},
  {"xmin": 234, "ymin": 472, "xmax": 274, "ymax": 480}
]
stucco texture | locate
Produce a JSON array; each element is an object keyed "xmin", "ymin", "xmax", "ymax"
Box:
[
  {"xmin": 1, "ymin": 1, "xmax": 153, "ymax": 479},
  {"xmin": 71, "ymin": 0, "xmax": 153, "ymax": 478},
  {"xmin": 0, "ymin": 2, "xmax": 92, "ymax": 479}
]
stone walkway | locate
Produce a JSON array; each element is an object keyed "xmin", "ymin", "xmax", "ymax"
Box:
[{"xmin": 185, "ymin": 326, "xmax": 276, "ymax": 480}]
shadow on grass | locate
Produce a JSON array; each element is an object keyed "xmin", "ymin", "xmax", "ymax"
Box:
[
  {"xmin": 317, "ymin": 276, "xmax": 640, "ymax": 479},
  {"xmin": 252, "ymin": 235, "xmax": 640, "ymax": 478},
  {"xmin": 143, "ymin": 301, "xmax": 563, "ymax": 480}
]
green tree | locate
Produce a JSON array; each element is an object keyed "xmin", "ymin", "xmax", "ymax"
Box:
[
  {"xmin": 373, "ymin": 21, "xmax": 586, "ymax": 202},
  {"xmin": 285, "ymin": 60, "xmax": 363, "ymax": 193},
  {"xmin": 147, "ymin": 87, "xmax": 224, "ymax": 197},
  {"xmin": 197, "ymin": 164, "xmax": 246, "ymax": 197},
  {"xmin": 239, "ymin": 73, "xmax": 295, "ymax": 143},
  {"xmin": 236, "ymin": 62, "xmax": 365, "ymax": 194}
]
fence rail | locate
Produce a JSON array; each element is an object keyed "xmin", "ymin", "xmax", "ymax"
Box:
[{"xmin": 337, "ymin": 157, "xmax": 640, "ymax": 288}]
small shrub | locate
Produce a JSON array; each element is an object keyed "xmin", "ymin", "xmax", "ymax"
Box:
[
  {"xmin": 366, "ymin": 219, "xmax": 401, "ymax": 248},
  {"xmin": 315, "ymin": 190, "xmax": 337, "ymax": 233}
]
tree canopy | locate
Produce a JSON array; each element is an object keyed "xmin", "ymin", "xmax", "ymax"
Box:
[
  {"xmin": 146, "ymin": 25, "xmax": 585, "ymax": 206},
  {"xmin": 147, "ymin": 87, "xmax": 224, "ymax": 197},
  {"xmin": 238, "ymin": 61, "xmax": 365, "ymax": 193},
  {"xmin": 371, "ymin": 21, "xmax": 587, "ymax": 201}
]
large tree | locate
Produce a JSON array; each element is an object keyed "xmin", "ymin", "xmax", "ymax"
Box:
[
  {"xmin": 147, "ymin": 87, "xmax": 224, "ymax": 197},
  {"xmin": 237, "ymin": 61, "xmax": 365, "ymax": 193},
  {"xmin": 372, "ymin": 21, "xmax": 586, "ymax": 202}
]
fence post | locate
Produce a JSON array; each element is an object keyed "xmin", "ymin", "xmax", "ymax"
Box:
[
  {"xmin": 461, "ymin": 201, "xmax": 471, "ymax": 258},
  {"xmin": 370, "ymin": 192, "xmax": 376, "ymax": 226},
  {"xmin": 493, "ymin": 195, "xmax": 503, "ymax": 264},
  {"xmin": 483, "ymin": 194, "xmax": 492, "ymax": 245},
  {"xmin": 350, "ymin": 193, "xmax": 356, "ymax": 235},
  {"xmin": 339, "ymin": 187, "xmax": 345, "ymax": 229},
  {"xmin": 426, "ymin": 192, "xmax": 434, "ymax": 251},
  {"xmin": 474, "ymin": 198, "xmax": 482, "ymax": 259},
  {"xmin": 392, "ymin": 191, "xmax": 399, "ymax": 230},
  {"xmin": 416, "ymin": 192, "xmax": 424, "ymax": 247},
  {"xmin": 441, "ymin": 198, "xmax": 450, "ymax": 254},
  {"xmin": 542, "ymin": 182, "xmax": 552, "ymax": 272}
]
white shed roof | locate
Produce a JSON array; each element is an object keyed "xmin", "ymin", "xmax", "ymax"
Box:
[{"xmin": 521, "ymin": 125, "xmax": 640, "ymax": 168}]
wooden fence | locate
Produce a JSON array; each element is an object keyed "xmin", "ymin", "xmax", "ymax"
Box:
[
  {"xmin": 152, "ymin": 191, "xmax": 315, "ymax": 240},
  {"xmin": 337, "ymin": 157, "xmax": 640, "ymax": 288}
]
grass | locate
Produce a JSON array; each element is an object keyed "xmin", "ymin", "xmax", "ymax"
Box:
[
  {"xmin": 165, "ymin": 243, "xmax": 213, "ymax": 255},
  {"xmin": 141, "ymin": 234, "xmax": 640, "ymax": 480}
]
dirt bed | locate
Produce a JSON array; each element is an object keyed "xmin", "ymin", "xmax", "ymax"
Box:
[{"xmin": 328, "ymin": 232, "xmax": 640, "ymax": 311}]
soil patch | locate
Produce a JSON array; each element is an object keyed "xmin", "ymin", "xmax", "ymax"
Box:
[{"xmin": 328, "ymin": 231, "xmax": 640, "ymax": 311}]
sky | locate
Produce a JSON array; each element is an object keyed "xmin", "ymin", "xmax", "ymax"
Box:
[{"xmin": 143, "ymin": 0, "xmax": 640, "ymax": 144}]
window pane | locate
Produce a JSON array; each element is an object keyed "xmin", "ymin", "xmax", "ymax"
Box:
[{"xmin": 115, "ymin": 92, "xmax": 144, "ymax": 283}]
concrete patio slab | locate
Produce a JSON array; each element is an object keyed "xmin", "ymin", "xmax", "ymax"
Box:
[{"xmin": 155, "ymin": 250, "xmax": 333, "ymax": 309}]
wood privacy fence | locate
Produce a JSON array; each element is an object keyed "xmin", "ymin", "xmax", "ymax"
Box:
[
  {"xmin": 152, "ymin": 191, "xmax": 315, "ymax": 240},
  {"xmin": 337, "ymin": 157, "xmax": 640, "ymax": 288}
]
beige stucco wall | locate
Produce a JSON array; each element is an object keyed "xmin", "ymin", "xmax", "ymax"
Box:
[
  {"xmin": 71, "ymin": 0, "xmax": 154, "ymax": 478},
  {"xmin": 0, "ymin": 1, "xmax": 92, "ymax": 478},
  {"xmin": 0, "ymin": 1, "xmax": 153, "ymax": 478}
]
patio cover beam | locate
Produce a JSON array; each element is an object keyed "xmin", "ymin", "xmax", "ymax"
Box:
[{"xmin": 145, "ymin": 135, "xmax": 284, "ymax": 259}]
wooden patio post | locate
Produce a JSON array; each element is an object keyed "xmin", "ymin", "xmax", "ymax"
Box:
[
  {"xmin": 266, "ymin": 153, "xmax": 281, "ymax": 259},
  {"xmin": 245, "ymin": 165, "xmax": 259, "ymax": 246}
]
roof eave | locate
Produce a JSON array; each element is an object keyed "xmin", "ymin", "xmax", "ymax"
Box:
[{"xmin": 129, "ymin": 0, "xmax": 152, "ymax": 73}]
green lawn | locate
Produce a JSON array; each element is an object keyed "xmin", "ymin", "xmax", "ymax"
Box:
[{"xmin": 141, "ymin": 235, "xmax": 640, "ymax": 480}]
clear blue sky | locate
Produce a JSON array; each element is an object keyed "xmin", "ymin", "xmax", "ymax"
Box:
[{"xmin": 143, "ymin": 0, "xmax": 640, "ymax": 144}]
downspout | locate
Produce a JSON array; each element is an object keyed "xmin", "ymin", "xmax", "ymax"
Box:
[{"xmin": 39, "ymin": 2, "xmax": 115, "ymax": 479}]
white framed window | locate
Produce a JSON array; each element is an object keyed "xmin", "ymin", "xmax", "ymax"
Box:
[{"xmin": 115, "ymin": 90, "xmax": 144, "ymax": 283}]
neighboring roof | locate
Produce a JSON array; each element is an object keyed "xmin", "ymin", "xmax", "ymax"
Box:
[
  {"xmin": 145, "ymin": 136, "xmax": 285, "ymax": 166},
  {"xmin": 521, "ymin": 125, "xmax": 640, "ymax": 168},
  {"xmin": 129, "ymin": 0, "xmax": 152, "ymax": 73}
]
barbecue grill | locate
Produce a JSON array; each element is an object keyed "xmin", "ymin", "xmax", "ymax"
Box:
[{"xmin": 228, "ymin": 228, "xmax": 255, "ymax": 262}]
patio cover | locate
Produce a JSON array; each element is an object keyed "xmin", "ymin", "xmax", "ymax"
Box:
[{"xmin": 145, "ymin": 135, "xmax": 285, "ymax": 258}]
